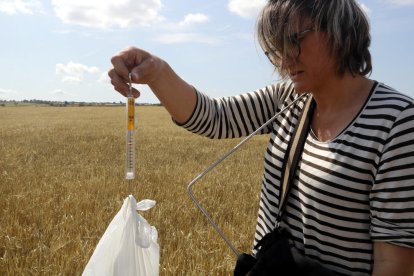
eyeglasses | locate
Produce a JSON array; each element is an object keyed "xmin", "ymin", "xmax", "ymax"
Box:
[{"xmin": 265, "ymin": 27, "xmax": 314, "ymax": 66}]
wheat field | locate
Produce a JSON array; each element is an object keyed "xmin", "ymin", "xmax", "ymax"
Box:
[{"xmin": 0, "ymin": 105, "xmax": 269, "ymax": 275}]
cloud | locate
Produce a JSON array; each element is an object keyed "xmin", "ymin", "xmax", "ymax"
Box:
[
  {"xmin": 0, "ymin": 88, "xmax": 17, "ymax": 100},
  {"xmin": 98, "ymin": 72, "xmax": 111, "ymax": 85},
  {"xmin": 387, "ymin": 0, "xmax": 414, "ymax": 5},
  {"xmin": 227, "ymin": 0, "xmax": 266, "ymax": 19},
  {"xmin": 51, "ymin": 0, "xmax": 164, "ymax": 28},
  {"xmin": 56, "ymin": 62, "xmax": 100, "ymax": 83},
  {"xmin": 179, "ymin": 13, "xmax": 209, "ymax": 26},
  {"xmin": 154, "ymin": 12, "xmax": 214, "ymax": 44},
  {"xmin": 0, "ymin": 0, "xmax": 44, "ymax": 15}
]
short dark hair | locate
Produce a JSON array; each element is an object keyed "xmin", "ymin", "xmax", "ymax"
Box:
[{"xmin": 257, "ymin": 0, "xmax": 372, "ymax": 77}]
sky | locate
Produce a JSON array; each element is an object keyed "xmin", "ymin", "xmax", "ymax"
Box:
[{"xmin": 0, "ymin": 0, "xmax": 413, "ymax": 104}]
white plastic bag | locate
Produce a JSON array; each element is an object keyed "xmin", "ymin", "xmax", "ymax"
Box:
[{"xmin": 83, "ymin": 195, "xmax": 160, "ymax": 276}]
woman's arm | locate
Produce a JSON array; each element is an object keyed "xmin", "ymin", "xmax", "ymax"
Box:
[
  {"xmin": 108, "ymin": 46, "xmax": 196, "ymax": 124},
  {"xmin": 372, "ymin": 242, "xmax": 414, "ymax": 276}
]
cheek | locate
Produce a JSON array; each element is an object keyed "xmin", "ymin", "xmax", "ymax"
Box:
[
  {"xmin": 301, "ymin": 34, "xmax": 336, "ymax": 73},
  {"xmin": 304, "ymin": 46, "xmax": 336, "ymax": 76},
  {"xmin": 314, "ymin": 57, "xmax": 333, "ymax": 75}
]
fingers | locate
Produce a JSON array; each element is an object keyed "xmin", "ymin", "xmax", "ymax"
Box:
[
  {"xmin": 108, "ymin": 47, "xmax": 139, "ymax": 97},
  {"xmin": 110, "ymin": 46, "xmax": 150, "ymax": 79},
  {"xmin": 108, "ymin": 46, "xmax": 162, "ymax": 98},
  {"xmin": 108, "ymin": 68, "xmax": 129, "ymax": 96},
  {"xmin": 110, "ymin": 47, "xmax": 135, "ymax": 82},
  {"xmin": 108, "ymin": 47, "xmax": 144, "ymax": 93},
  {"xmin": 108, "ymin": 68, "xmax": 141, "ymax": 98}
]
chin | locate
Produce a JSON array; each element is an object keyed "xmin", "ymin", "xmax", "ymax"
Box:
[{"xmin": 291, "ymin": 82, "xmax": 309, "ymax": 94}]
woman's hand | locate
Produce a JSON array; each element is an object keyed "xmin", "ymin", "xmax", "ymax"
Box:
[
  {"xmin": 108, "ymin": 46, "xmax": 165, "ymax": 98},
  {"xmin": 108, "ymin": 46, "xmax": 197, "ymax": 123}
]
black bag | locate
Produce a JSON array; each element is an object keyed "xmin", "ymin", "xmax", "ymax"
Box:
[
  {"xmin": 234, "ymin": 227, "xmax": 337, "ymax": 276},
  {"xmin": 234, "ymin": 96, "xmax": 337, "ymax": 276}
]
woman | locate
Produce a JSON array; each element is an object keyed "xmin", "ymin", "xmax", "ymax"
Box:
[{"xmin": 108, "ymin": 0, "xmax": 414, "ymax": 275}]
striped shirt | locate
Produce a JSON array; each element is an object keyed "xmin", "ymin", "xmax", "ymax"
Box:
[{"xmin": 178, "ymin": 81, "xmax": 414, "ymax": 275}]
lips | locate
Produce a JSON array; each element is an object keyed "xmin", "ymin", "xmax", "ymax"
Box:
[{"xmin": 289, "ymin": 70, "xmax": 304, "ymax": 79}]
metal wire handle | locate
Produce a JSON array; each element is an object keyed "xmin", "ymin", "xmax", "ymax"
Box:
[{"xmin": 187, "ymin": 93, "xmax": 307, "ymax": 256}]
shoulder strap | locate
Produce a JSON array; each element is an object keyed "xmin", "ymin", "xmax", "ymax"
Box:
[{"xmin": 276, "ymin": 94, "xmax": 315, "ymax": 227}]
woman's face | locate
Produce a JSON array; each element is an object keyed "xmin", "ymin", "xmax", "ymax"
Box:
[{"xmin": 282, "ymin": 21, "xmax": 338, "ymax": 93}]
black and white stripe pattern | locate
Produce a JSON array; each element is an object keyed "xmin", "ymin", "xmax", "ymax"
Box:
[{"xmin": 178, "ymin": 82, "xmax": 414, "ymax": 275}]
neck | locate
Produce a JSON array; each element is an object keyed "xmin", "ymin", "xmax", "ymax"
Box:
[
  {"xmin": 311, "ymin": 73, "xmax": 372, "ymax": 113},
  {"xmin": 310, "ymin": 73, "xmax": 374, "ymax": 142}
]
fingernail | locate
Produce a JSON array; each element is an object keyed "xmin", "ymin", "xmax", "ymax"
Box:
[{"xmin": 131, "ymin": 72, "xmax": 139, "ymax": 81}]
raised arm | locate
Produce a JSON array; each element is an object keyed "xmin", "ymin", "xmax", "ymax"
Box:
[{"xmin": 108, "ymin": 46, "xmax": 196, "ymax": 124}]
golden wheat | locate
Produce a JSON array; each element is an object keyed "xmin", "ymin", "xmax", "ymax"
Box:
[{"xmin": 0, "ymin": 105, "xmax": 269, "ymax": 275}]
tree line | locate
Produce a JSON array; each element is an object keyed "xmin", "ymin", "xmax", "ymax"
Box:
[{"xmin": 0, "ymin": 99, "xmax": 162, "ymax": 107}]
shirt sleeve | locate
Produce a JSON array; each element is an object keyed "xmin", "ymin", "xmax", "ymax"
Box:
[
  {"xmin": 175, "ymin": 82, "xmax": 295, "ymax": 139},
  {"xmin": 370, "ymin": 102, "xmax": 414, "ymax": 248}
]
